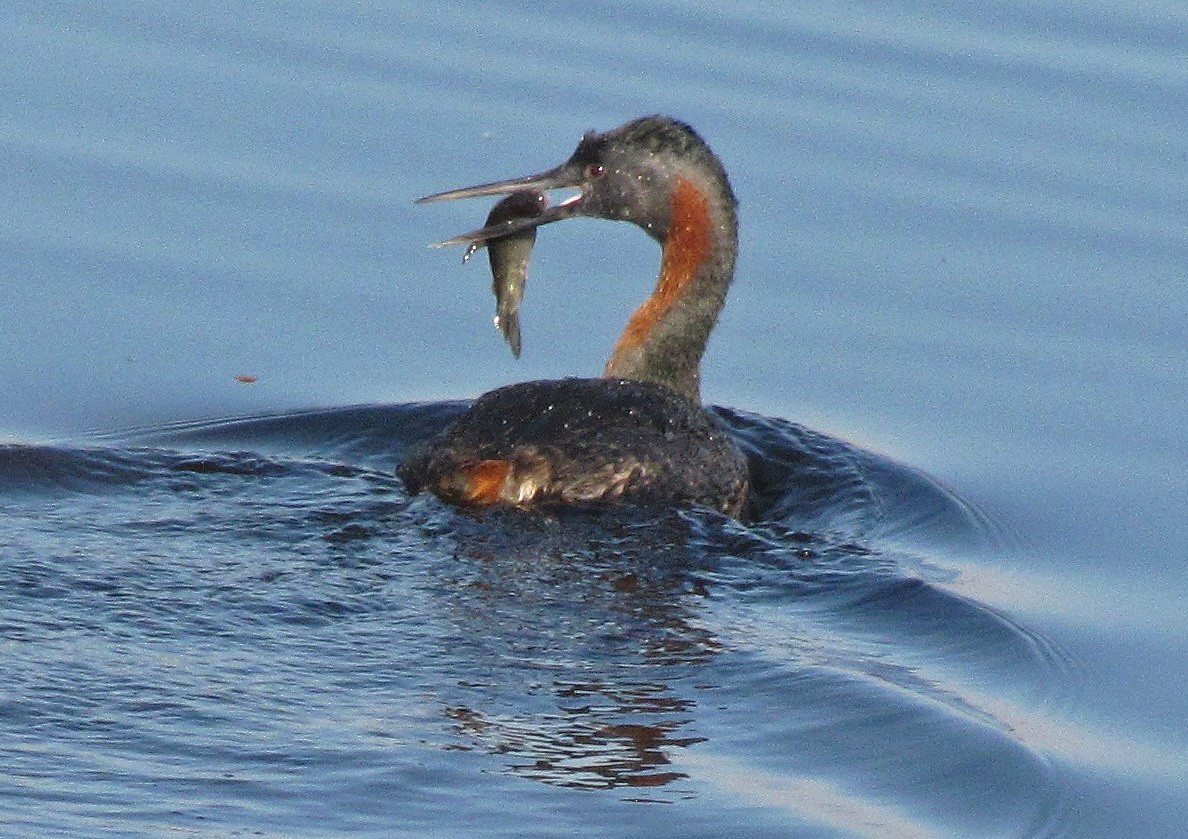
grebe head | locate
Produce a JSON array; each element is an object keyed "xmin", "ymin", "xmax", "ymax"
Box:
[
  {"xmin": 419, "ymin": 116, "xmax": 739, "ymax": 405},
  {"xmin": 418, "ymin": 116, "xmax": 736, "ymax": 248}
]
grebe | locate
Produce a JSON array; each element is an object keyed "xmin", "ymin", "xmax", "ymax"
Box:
[{"xmin": 400, "ymin": 116, "xmax": 749, "ymax": 517}]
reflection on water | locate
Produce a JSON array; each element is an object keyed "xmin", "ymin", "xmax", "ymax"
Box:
[{"xmin": 413, "ymin": 507, "xmax": 720, "ymax": 795}]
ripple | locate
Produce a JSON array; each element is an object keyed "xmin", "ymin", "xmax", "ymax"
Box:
[{"xmin": 0, "ymin": 402, "xmax": 1074, "ymax": 835}]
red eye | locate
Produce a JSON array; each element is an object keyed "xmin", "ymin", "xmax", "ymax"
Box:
[{"xmin": 586, "ymin": 163, "xmax": 605, "ymax": 179}]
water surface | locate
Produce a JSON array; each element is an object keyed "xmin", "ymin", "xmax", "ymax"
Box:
[{"xmin": 2, "ymin": 3, "xmax": 1186, "ymax": 836}]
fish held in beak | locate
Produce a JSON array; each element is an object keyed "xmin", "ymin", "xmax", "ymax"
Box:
[{"xmin": 460, "ymin": 189, "xmax": 548, "ymax": 358}]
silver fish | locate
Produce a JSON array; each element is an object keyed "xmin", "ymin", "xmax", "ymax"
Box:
[{"xmin": 462, "ymin": 189, "xmax": 547, "ymax": 358}]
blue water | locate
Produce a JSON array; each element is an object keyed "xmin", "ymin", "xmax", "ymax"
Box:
[{"xmin": 3, "ymin": 3, "xmax": 1186, "ymax": 837}]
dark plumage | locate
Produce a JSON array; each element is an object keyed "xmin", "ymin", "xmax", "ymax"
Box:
[{"xmin": 400, "ymin": 378, "xmax": 747, "ymax": 516}]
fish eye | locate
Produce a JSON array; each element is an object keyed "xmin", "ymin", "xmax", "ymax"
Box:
[{"xmin": 585, "ymin": 163, "xmax": 606, "ymax": 179}]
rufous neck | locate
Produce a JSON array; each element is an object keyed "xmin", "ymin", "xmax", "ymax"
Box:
[{"xmin": 602, "ymin": 176, "xmax": 736, "ymax": 404}]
